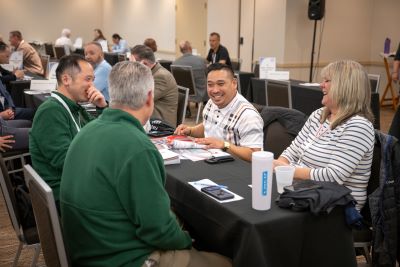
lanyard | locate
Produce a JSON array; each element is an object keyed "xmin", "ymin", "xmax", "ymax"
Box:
[{"xmin": 51, "ymin": 93, "xmax": 80, "ymax": 132}]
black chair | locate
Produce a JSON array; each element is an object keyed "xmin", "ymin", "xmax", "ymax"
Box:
[
  {"xmin": 265, "ymin": 79, "xmax": 292, "ymax": 108},
  {"xmin": 388, "ymin": 106, "xmax": 400, "ymax": 140},
  {"xmin": 259, "ymin": 106, "xmax": 307, "ymax": 158},
  {"xmin": 40, "ymin": 54, "xmax": 50, "ymax": 78},
  {"xmin": 44, "ymin": 43, "xmax": 55, "ymax": 58},
  {"xmin": 24, "ymin": 165, "xmax": 70, "ymax": 267},
  {"xmin": 368, "ymin": 74, "xmax": 380, "ymax": 94},
  {"xmin": 104, "ymin": 52, "xmax": 119, "ymax": 66},
  {"xmin": 177, "ymin": 86, "xmax": 189, "ymax": 126},
  {"xmin": 54, "ymin": 46, "xmax": 67, "ymax": 60},
  {"xmin": 171, "ymin": 65, "xmax": 206, "ymax": 123},
  {"xmin": 159, "ymin": 60, "xmax": 173, "ymax": 72},
  {"xmin": 0, "ymin": 155, "xmax": 40, "ymax": 267},
  {"xmin": 231, "ymin": 58, "xmax": 241, "ymax": 71}
]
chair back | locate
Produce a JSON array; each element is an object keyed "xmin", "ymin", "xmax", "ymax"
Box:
[
  {"xmin": 265, "ymin": 79, "xmax": 292, "ymax": 108},
  {"xmin": 104, "ymin": 52, "xmax": 119, "ymax": 66},
  {"xmin": 54, "ymin": 46, "xmax": 67, "ymax": 59},
  {"xmin": 44, "ymin": 43, "xmax": 55, "ymax": 58},
  {"xmin": 388, "ymin": 106, "xmax": 400, "ymax": 140},
  {"xmin": 260, "ymin": 106, "xmax": 307, "ymax": 157},
  {"xmin": 0, "ymin": 155, "xmax": 23, "ymax": 238},
  {"xmin": 253, "ymin": 62, "xmax": 260, "ymax": 78},
  {"xmin": 177, "ymin": 86, "xmax": 189, "ymax": 126},
  {"xmin": 231, "ymin": 58, "xmax": 241, "ymax": 71},
  {"xmin": 170, "ymin": 65, "xmax": 197, "ymax": 96},
  {"xmin": 368, "ymin": 74, "xmax": 380, "ymax": 94},
  {"xmin": 159, "ymin": 60, "xmax": 172, "ymax": 72},
  {"xmin": 40, "ymin": 55, "xmax": 50, "ymax": 78},
  {"xmin": 24, "ymin": 164, "xmax": 69, "ymax": 267}
]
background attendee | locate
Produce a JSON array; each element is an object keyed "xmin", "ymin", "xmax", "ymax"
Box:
[
  {"xmin": 175, "ymin": 63, "xmax": 263, "ymax": 161},
  {"xmin": 60, "ymin": 61, "xmax": 232, "ymax": 267},
  {"xmin": 131, "ymin": 45, "xmax": 178, "ymax": 126},
  {"xmin": 144, "ymin": 37, "xmax": 157, "ymax": 52},
  {"xmin": 392, "ymin": 42, "xmax": 400, "ymax": 81},
  {"xmin": 55, "ymin": 28, "xmax": 76, "ymax": 53},
  {"xmin": 84, "ymin": 42, "xmax": 112, "ymax": 101},
  {"xmin": 0, "ymin": 78, "xmax": 34, "ymax": 121},
  {"xmin": 173, "ymin": 40, "xmax": 208, "ymax": 104},
  {"xmin": 206, "ymin": 32, "xmax": 231, "ymax": 66},
  {"xmin": 111, "ymin": 33, "xmax": 129, "ymax": 53},
  {"xmin": 30, "ymin": 54, "xmax": 107, "ymax": 205},
  {"xmin": 9, "ymin": 31, "xmax": 43, "ymax": 75},
  {"xmin": 93, "ymin": 28, "xmax": 107, "ymax": 42},
  {"xmin": 274, "ymin": 60, "xmax": 375, "ymax": 211},
  {"xmin": 0, "ymin": 41, "xmax": 24, "ymax": 86}
]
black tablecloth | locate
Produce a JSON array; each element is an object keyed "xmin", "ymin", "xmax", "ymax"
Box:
[{"xmin": 165, "ymin": 159, "xmax": 356, "ymax": 267}]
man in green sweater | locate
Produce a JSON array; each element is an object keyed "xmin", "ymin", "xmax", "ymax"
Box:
[
  {"xmin": 60, "ymin": 61, "xmax": 232, "ymax": 267},
  {"xmin": 29, "ymin": 55, "xmax": 107, "ymax": 206}
]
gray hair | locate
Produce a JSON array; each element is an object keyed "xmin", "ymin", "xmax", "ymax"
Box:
[
  {"xmin": 109, "ymin": 61, "xmax": 154, "ymax": 110},
  {"xmin": 130, "ymin": 45, "xmax": 155, "ymax": 64}
]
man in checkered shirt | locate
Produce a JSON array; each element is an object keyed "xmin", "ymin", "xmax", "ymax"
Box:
[{"xmin": 175, "ymin": 63, "xmax": 263, "ymax": 161}]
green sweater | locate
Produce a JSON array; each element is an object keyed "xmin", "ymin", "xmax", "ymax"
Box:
[
  {"xmin": 60, "ymin": 108, "xmax": 191, "ymax": 267},
  {"xmin": 29, "ymin": 92, "xmax": 94, "ymax": 201}
]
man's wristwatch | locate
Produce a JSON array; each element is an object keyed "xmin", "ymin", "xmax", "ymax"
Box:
[{"xmin": 222, "ymin": 141, "xmax": 231, "ymax": 152}]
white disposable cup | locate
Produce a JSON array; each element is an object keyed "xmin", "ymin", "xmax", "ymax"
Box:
[{"xmin": 275, "ymin": 166, "xmax": 295, "ymax": 193}]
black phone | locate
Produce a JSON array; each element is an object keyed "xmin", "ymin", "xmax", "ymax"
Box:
[
  {"xmin": 201, "ymin": 186, "xmax": 235, "ymax": 200},
  {"xmin": 204, "ymin": 155, "xmax": 235, "ymax": 164}
]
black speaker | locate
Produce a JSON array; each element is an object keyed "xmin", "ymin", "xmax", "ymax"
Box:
[{"xmin": 308, "ymin": 0, "xmax": 325, "ymax": 20}]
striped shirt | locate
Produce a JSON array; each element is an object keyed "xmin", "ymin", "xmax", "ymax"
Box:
[
  {"xmin": 203, "ymin": 93, "xmax": 263, "ymax": 149},
  {"xmin": 281, "ymin": 108, "xmax": 374, "ymax": 210}
]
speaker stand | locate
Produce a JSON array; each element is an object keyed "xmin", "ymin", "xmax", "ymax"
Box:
[{"xmin": 309, "ymin": 20, "xmax": 318, "ymax": 82}]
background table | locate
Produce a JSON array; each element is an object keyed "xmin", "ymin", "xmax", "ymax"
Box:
[
  {"xmin": 246, "ymin": 78, "xmax": 381, "ymax": 129},
  {"xmin": 165, "ymin": 159, "xmax": 356, "ymax": 267}
]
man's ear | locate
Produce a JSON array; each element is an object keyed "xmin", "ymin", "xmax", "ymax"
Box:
[
  {"xmin": 145, "ymin": 90, "xmax": 154, "ymax": 106},
  {"xmin": 61, "ymin": 73, "xmax": 71, "ymax": 86}
]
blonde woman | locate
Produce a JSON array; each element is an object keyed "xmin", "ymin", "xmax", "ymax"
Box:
[{"xmin": 274, "ymin": 60, "xmax": 375, "ymax": 211}]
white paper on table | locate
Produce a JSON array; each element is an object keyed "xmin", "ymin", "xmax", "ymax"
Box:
[
  {"xmin": 178, "ymin": 149, "xmax": 230, "ymax": 162},
  {"xmin": 0, "ymin": 64, "xmax": 13, "ymax": 72},
  {"xmin": 259, "ymin": 57, "xmax": 276, "ymax": 79},
  {"xmin": 188, "ymin": 178, "xmax": 243, "ymax": 203},
  {"xmin": 30, "ymin": 80, "xmax": 57, "ymax": 91},
  {"xmin": 172, "ymin": 140, "xmax": 206, "ymax": 149},
  {"xmin": 299, "ymin": 83, "xmax": 320, "ymax": 87},
  {"xmin": 10, "ymin": 51, "xmax": 23, "ymax": 70}
]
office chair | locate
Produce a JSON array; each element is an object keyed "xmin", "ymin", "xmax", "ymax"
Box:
[
  {"xmin": 368, "ymin": 74, "xmax": 380, "ymax": 94},
  {"xmin": 177, "ymin": 86, "xmax": 189, "ymax": 126}
]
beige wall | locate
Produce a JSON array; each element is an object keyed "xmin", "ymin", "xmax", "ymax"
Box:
[
  {"xmin": 0, "ymin": 0, "xmax": 102, "ymax": 44},
  {"xmin": 207, "ymin": 0, "xmax": 240, "ymax": 60},
  {"xmin": 102, "ymin": 0, "xmax": 176, "ymax": 58}
]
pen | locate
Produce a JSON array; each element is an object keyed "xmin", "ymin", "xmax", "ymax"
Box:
[{"xmin": 193, "ymin": 182, "xmax": 228, "ymax": 189}]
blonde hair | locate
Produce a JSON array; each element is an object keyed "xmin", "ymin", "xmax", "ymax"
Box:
[{"xmin": 320, "ymin": 60, "xmax": 374, "ymax": 129}]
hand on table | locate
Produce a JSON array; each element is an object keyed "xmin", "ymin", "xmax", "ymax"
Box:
[{"xmin": 194, "ymin": 137, "xmax": 224, "ymax": 149}]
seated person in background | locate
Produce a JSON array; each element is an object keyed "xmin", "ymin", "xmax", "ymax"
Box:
[
  {"xmin": 0, "ymin": 41, "xmax": 24, "ymax": 86},
  {"xmin": 9, "ymin": 31, "xmax": 43, "ymax": 76},
  {"xmin": 30, "ymin": 54, "xmax": 107, "ymax": 205},
  {"xmin": 0, "ymin": 80, "xmax": 35, "ymax": 121},
  {"xmin": 131, "ymin": 45, "xmax": 178, "ymax": 126},
  {"xmin": 55, "ymin": 28, "xmax": 76, "ymax": 54},
  {"xmin": 143, "ymin": 37, "xmax": 158, "ymax": 52},
  {"xmin": 93, "ymin": 28, "xmax": 107, "ymax": 42},
  {"xmin": 206, "ymin": 32, "xmax": 231, "ymax": 66},
  {"xmin": 111, "ymin": 33, "xmax": 129, "ymax": 53},
  {"xmin": 274, "ymin": 60, "xmax": 375, "ymax": 211},
  {"xmin": 175, "ymin": 63, "xmax": 263, "ymax": 162},
  {"xmin": 392, "ymin": 42, "xmax": 400, "ymax": 81},
  {"xmin": 84, "ymin": 42, "xmax": 112, "ymax": 101},
  {"xmin": 173, "ymin": 40, "xmax": 208, "ymax": 103},
  {"xmin": 60, "ymin": 61, "xmax": 232, "ymax": 267}
]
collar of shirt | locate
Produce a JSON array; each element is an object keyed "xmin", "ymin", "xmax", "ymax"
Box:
[{"xmin": 99, "ymin": 108, "xmax": 145, "ymax": 133}]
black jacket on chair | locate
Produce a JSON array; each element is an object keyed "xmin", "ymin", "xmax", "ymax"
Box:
[{"xmin": 369, "ymin": 131, "xmax": 400, "ymax": 266}]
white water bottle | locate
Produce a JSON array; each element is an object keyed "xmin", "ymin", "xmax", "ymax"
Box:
[{"xmin": 252, "ymin": 151, "xmax": 274, "ymax": 210}]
